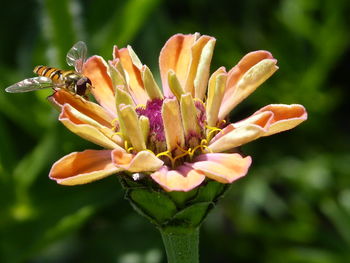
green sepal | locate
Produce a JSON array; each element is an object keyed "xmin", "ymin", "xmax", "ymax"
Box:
[
  {"xmin": 167, "ymin": 189, "xmax": 198, "ymax": 207},
  {"xmin": 119, "ymin": 174, "xmax": 231, "ymax": 229},
  {"xmin": 191, "ymin": 180, "xmax": 229, "ymax": 204},
  {"xmin": 128, "ymin": 188, "xmax": 178, "ymax": 225},
  {"xmin": 171, "ymin": 202, "xmax": 213, "ymax": 228}
]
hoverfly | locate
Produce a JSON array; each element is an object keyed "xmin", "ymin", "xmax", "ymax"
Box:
[{"xmin": 5, "ymin": 41, "xmax": 92, "ymax": 98}]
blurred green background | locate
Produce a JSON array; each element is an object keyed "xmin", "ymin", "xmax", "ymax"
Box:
[{"xmin": 0, "ymin": 0, "xmax": 349, "ymax": 262}]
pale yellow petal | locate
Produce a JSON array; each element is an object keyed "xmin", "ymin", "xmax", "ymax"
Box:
[
  {"xmin": 206, "ymin": 68, "xmax": 227, "ymax": 127},
  {"xmin": 168, "ymin": 69, "xmax": 185, "ymax": 101},
  {"xmin": 141, "ymin": 65, "xmax": 163, "ymax": 99},
  {"xmin": 119, "ymin": 104, "xmax": 146, "ymax": 151},
  {"xmin": 185, "ymin": 36, "xmax": 216, "ymax": 98},
  {"xmin": 180, "ymin": 93, "xmax": 200, "ymax": 139},
  {"xmin": 108, "ymin": 59, "xmax": 127, "ymax": 87},
  {"xmin": 162, "ymin": 98, "xmax": 185, "ymax": 151}
]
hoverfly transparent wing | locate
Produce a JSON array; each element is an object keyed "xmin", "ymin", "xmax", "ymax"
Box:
[
  {"xmin": 66, "ymin": 41, "xmax": 87, "ymax": 73},
  {"xmin": 5, "ymin": 76, "xmax": 59, "ymax": 93}
]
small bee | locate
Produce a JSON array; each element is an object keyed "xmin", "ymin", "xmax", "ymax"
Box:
[{"xmin": 5, "ymin": 41, "xmax": 92, "ymax": 98}]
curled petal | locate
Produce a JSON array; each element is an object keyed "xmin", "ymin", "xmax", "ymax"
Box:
[
  {"xmin": 226, "ymin": 51, "xmax": 274, "ymax": 89},
  {"xmin": 253, "ymin": 104, "xmax": 308, "ymax": 136},
  {"xmin": 59, "ymin": 104, "xmax": 123, "ymax": 150},
  {"xmin": 185, "ymin": 36, "xmax": 216, "ymax": 99},
  {"xmin": 151, "ymin": 165, "xmax": 205, "ymax": 192},
  {"xmin": 231, "ymin": 111, "xmax": 274, "ymax": 129},
  {"xmin": 50, "ymin": 89, "xmax": 115, "ymax": 128},
  {"xmin": 159, "ymin": 33, "xmax": 199, "ymax": 97},
  {"xmin": 83, "ymin": 56, "xmax": 117, "ymax": 117},
  {"xmin": 49, "ymin": 150, "xmax": 119, "ymax": 185},
  {"xmin": 219, "ymin": 51, "xmax": 278, "ymax": 119},
  {"xmin": 159, "ymin": 33, "xmax": 215, "ymax": 99},
  {"xmin": 192, "ymin": 153, "xmax": 252, "ymax": 183},
  {"xmin": 209, "ymin": 104, "xmax": 307, "ymax": 152},
  {"xmin": 112, "ymin": 149, "xmax": 164, "ymax": 172},
  {"xmin": 115, "ymin": 47, "xmax": 149, "ymax": 105}
]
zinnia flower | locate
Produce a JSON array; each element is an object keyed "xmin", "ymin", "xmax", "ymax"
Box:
[{"xmin": 49, "ymin": 33, "xmax": 307, "ymax": 192}]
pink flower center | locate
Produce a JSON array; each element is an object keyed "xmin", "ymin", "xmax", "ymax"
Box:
[{"xmin": 136, "ymin": 98, "xmax": 165, "ymax": 142}]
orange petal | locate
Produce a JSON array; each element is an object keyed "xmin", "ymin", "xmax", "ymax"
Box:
[
  {"xmin": 253, "ymin": 104, "xmax": 307, "ymax": 136},
  {"xmin": 219, "ymin": 51, "xmax": 278, "ymax": 119},
  {"xmin": 150, "ymin": 165, "xmax": 205, "ymax": 192},
  {"xmin": 59, "ymin": 104, "xmax": 123, "ymax": 149},
  {"xmin": 209, "ymin": 104, "xmax": 307, "ymax": 152},
  {"xmin": 159, "ymin": 33, "xmax": 198, "ymax": 96},
  {"xmin": 111, "ymin": 149, "xmax": 164, "ymax": 172},
  {"xmin": 192, "ymin": 153, "xmax": 252, "ymax": 183},
  {"xmin": 83, "ymin": 56, "xmax": 117, "ymax": 117},
  {"xmin": 49, "ymin": 150, "xmax": 119, "ymax": 185},
  {"xmin": 50, "ymin": 89, "xmax": 115, "ymax": 128},
  {"xmin": 114, "ymin": 47, "xmax": 149, "ymax": 105}
]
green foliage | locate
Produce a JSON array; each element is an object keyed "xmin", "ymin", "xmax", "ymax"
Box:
[{"xmin": 0, "ymin": 0, "xmax": 349, "ymax": 262}]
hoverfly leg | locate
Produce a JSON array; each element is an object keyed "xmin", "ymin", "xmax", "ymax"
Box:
[
  {"xmin": 72, "ymin": 91, "xmax": 89, "ymax": 103},
  {"xmin": 45, "ymin": 89, "xmax": 62, "ymax": 111},
  {"xmin": 46, "ymin": 88, "xmax": 58, "ymax": 100}
]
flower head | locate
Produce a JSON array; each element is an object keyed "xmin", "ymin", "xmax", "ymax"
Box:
[{"xmin": 49, "ymin": 33, "xmax": 307, "ymax": 192}]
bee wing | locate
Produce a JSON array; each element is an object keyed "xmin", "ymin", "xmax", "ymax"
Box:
[
  {"xmin": 66, "ymin": 41, "xmax": 87, "ymax": 73},
  {"xmin": 5, "ymin": 76, "xmax": 61, "ymax": 93}
]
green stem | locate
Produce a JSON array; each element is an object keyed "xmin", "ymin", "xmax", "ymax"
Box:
[{"xmin": 160, "ymin": 227, "xmax": 200, "ymax": 263}]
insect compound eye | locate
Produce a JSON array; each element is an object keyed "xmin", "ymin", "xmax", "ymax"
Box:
[{"xmin": 76, "ymin": 77, "xmax": 92, "ymax": 96}]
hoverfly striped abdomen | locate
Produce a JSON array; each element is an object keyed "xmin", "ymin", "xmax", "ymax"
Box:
[{"xmin": 34, "ymin": 65, "xmax": 65, "ymax": 82}]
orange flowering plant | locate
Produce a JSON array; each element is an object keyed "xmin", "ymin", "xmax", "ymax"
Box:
[{"xmin": 46, "ymin": 33, "xmax": 306, "ymax": 262}]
